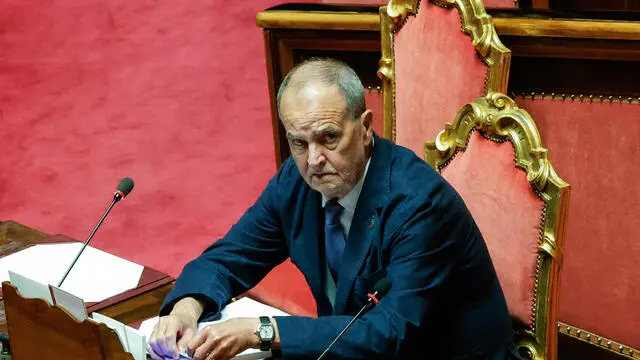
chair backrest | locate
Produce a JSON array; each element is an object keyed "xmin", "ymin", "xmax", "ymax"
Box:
[
  {"xmin": 425, "ymin": 93, "xmax": 570, "ymax": 360},
  {"xmin": 379, "ymin": 0, "xmax": 510, "ymax": 155},
  {"xmin": 514, "ymin": 95, "xmax": 640, "ymax": 356},
  {"xmin": 483, "ymin": 0, "xmax": 517, "ymax": 8}
]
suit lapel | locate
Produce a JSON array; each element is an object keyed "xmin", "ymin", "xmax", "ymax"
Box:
[{"xmin": 333, "ymin": 134, "xmax": 391, "ymax": 315}]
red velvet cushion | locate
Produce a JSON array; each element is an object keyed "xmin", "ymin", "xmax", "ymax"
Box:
[
  {"xmin": 516, "ymin": 98, "xmax": 640, "ymax": 349},
  {"xmin": 441, "ymin": 131, "xmax": 544, "ymax": 327},
  {"xmin": 483, "ymin": 0, "xmax": 518, "ymax": 9},
  {"xmin": 394, "ymin": 0, "xmax": 487, "ymax": 157},
  {"xmin": 247, "ymin": 260, "xmax": 317, "ymax": 317}
]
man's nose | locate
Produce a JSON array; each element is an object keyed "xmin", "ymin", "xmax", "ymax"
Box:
[{"xmin": 307, "ymin": 144, "xmax": 326, "ymax": 168}]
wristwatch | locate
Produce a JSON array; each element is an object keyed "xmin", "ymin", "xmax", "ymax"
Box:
[{"xmin": 255, "ymin": 316, "xmax": 275, "ymax": 351}]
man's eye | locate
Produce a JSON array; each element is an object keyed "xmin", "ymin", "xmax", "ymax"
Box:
[
  {"xmin": 324, "ymin": 134, "xmax": 338, "ymax": 143},
  {"xmin": 292, "ymin": 139, "xmax": 306, "ymax": 147}
]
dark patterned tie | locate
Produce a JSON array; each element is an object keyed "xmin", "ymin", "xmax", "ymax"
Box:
[{"xmin": 324, "ymin": 199, "xmax": 346, "ymax": 283}]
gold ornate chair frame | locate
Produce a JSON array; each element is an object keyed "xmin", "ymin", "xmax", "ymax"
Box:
[
  {"xmin": 378, "ymin": 0, "xmax": 511, "ymax": 141},
  {"xmin": 425, "ymin": 93, "xmax": 570, "ymax": 360}
]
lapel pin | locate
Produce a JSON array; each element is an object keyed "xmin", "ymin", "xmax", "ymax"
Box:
[{"xmin": 369, "ymin": 217, "xmax": 375, "ymax": 229}]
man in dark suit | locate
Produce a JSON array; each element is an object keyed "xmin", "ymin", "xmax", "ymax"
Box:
[{"xmin": 147, "ymin": 58, "xmax": 517, "ymax": 360}]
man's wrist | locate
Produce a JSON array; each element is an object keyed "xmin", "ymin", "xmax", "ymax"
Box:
[
  {"xmin": 170, "ymin": 297, "xmax": 204, "ymax": 321},
  {"xmin": 271, "ymin": 318, "xmax": 281, "ymax": 350},
  {"xmin": 252, "ymin": 317, "xmax": 280, "ymax": 351},
  {"xmin": 250, "ymin": 318, "xmax": 262, "ymax": 348}
]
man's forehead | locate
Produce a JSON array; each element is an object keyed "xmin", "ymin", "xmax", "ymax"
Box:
[
  {"xmin": 285, "ymin": 118, "xmax": 341, "ymax": 135},
  {"xmin": 282, "ymin": 82, "xmax": 343, "ymax": 106}
]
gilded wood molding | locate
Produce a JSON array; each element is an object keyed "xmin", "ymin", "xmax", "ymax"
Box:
[
  {"xmin": 424, "ymin": 92, "xmax": 570, "ymax": 360},
  {"xmin": 559, "ymin": 322, "xmax": 640, "ymax": 359},
  {"xmin": 378, "ymin": 6, "xmax": 397, "ymax": 142},
  {"xmin": 493, "ymin": 18, "xmax": 640, "ymax": 41},
  {"xmin": 513, "ymin": 92, "xmax": 640, "ymax": 105},
  {"xmin": 255, "ymin": 10, "xmax": 381, "ymax": 31},
  {"xmin": 379, "ymin": 0, "xmax": 511, "ymax": 141},
  {"xmin": 386, "ymin": 0, "xmax": 419, "ymax": 28}
]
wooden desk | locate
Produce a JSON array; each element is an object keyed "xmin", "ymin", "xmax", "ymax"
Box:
[{"xmin": 0, "ymin": 220, "xmax": 173, "ymax": 332}]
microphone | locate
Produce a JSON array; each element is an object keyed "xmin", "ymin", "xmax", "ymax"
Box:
[
  {"xmin": 57, "ymin": 178, "xmax": 135, "ymax": 288},
  {"xmin": 317, "ymin": 278, "xmax": 392, "ymax": 360}
]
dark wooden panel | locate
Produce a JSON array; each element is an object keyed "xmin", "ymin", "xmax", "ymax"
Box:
[
  {"xmin": 292, "ymin": 49, "xmax": 382, "ymax": 88},
  {"xmin": 507, "ymin": 56, "xmax": 640, "ymax": 97},
  {"xmin": 559, "ymin": 332, "xmax": 629, "ymax": 359},
  {"xmin": 552, "ymin": 0, "xmax": 640, "ymax": 12}
]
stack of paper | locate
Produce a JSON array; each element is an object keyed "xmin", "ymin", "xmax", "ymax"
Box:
[
  {"xmin": 92, "ymin": 312, "xmax": 147, "ymax": 360},
  {"xmin": 139, "ymin": 297, "xmax": 290, "ymax": 360},
  {"xmin": 0, "ymin": 243, "xmax": 144, "ymax": 302}
]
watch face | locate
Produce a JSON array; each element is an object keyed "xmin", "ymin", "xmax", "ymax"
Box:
[{"xmin": 259, "ymin": 325, "xmax": 274, "ymax": 340}]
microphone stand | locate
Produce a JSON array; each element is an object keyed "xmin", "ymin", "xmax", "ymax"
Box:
[
  {"xmin": 316, "ymin": 302, "xmax": 374, "ymax": 360},
  {"xmin": 57, "ymin": 193, "xmax": 122, "ymax": 288}
]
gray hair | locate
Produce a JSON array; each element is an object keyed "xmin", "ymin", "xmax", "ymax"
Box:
[{"xmin": 276, "ymin": 58, "xmax": 366, "ymax": 120}]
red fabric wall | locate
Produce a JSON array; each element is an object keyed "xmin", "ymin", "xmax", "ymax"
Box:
[{"xmin": 0, "ymin": 0, "xmax": 319, "ymax": 315}]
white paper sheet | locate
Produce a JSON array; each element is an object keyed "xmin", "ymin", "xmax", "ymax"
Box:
[
  {"xmin": 51, "ymin": 285, "xmax": 88, "ymax": 321},
  {"xmin": 124, "ymin": 326, "xmax": 148, "ymax": 360},
  {"xmin": 139, "ymin": 297, "xmax": 290, "ymax": 360},
  {"xmin": 92, "ymin": 312, "xmax": 148, "ymax": 360},
  {"xmin": 93, "ymin": 312, "xmax": 130, "ymax": 352},
  {"xmin": 0, "ymin": 243, "xmax": 144, "ymax": 302},
  {"xmin": 8, "ymin": 270, "xmax": 53, "ymax": 304}
]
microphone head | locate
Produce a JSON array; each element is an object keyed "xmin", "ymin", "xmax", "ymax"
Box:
[
  {"xmin": 116, "ymin": 178, "xmax": 135, "ymax": 196},
  {"xmin": 374, "ymin": 278, "xmax": 392, "ymax": 298}
]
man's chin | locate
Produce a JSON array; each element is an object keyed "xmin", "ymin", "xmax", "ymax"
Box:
[{"xmin": 314, "ymin": 184, "xmax": 347, "ymax": 199}]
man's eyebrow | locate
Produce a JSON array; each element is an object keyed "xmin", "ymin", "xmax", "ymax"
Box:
[
  {"xmin": 311, "ymin": 128, "xmax": 339, "ymax": 137},
  {"xmin": 285, "ymin": 132, "xmax": 299, "ymax": 141}
]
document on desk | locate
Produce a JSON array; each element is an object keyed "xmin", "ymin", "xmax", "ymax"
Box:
[
  {"xmin": 0, "ymin": 243, "xmax": 144, "ymax": 302},
  {"xmin": 8, "ymin": 270, "xmax": 53, "ymax": 304},
  {"xmin": 92, "ymin": 312, "xmax": 148, "ymax": 360},
  {"xmin": 50, "ymin": 284, "xmax": 88, "ymax": 321},
  {"xmin": 139, "ymin": 297, "xmax": 290, "ymax": 360}
]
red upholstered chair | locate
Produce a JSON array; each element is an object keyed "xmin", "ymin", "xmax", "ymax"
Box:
[
  {"xmin": 514, "ymin": 95, "xmax": 640, "ymax": 356},
  {"xmin": 378, "ymin": 0, "xmax": 511, "ymax": 153},
  {"xmin": 424, "ymin": 93, "xmax": 570, "ymax": 360},
  {"xmin": 482, "ymin": 0, "xmax": 518, "ymax": 9}
]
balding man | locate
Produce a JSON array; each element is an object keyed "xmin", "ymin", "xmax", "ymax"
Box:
[{"xmin": 148, "ymin": 58, "xmax": 518, "ymax": 360}]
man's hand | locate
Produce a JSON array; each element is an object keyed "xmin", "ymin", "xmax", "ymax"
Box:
[
  {"xmin": 147, "ymin": 297, "xmax": 203, "ymax": 360},
  {"xmin": 186, "ymin": 318, "xmax": 261, "ymax": 360}
]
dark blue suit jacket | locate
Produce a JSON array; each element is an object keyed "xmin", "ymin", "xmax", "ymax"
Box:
[{"xmin": 160, "ymin": 135, "xmax": 515, "ymax": 359}]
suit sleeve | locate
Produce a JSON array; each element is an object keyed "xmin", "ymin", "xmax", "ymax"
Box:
[
  {"xmin": 159, "ymin": 173, "xmax": 288, "ymax": 320},
  {"xmin": 274, "ymin": 194, "xmax": 470, "ymax": 359}
]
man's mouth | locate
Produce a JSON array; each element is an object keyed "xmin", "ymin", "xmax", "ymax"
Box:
[{"xmin": 313, "ymin": 173, "xmax": 336, "ymax": 179}]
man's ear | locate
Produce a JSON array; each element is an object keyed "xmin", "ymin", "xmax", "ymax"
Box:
[{"xmin": 360, "ymin": 110, "xmax": 374, "ymax": 143}]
